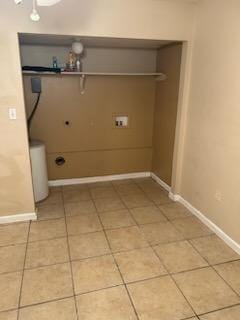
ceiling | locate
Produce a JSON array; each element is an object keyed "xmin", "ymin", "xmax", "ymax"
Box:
[{"xmin": 19, "ymin": 33, "xmax": 178, "ymax": 50}]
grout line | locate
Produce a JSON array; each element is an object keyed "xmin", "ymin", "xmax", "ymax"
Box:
[
  {"xmin": 90, "ymin": 187, "xmax": 140, "ymax": 320},
  {"xmin": 196, "ymin": 303, "xmax": 240, "ymax": 318},
  {"xmin": 17, "ymin": 219, "xmax": 31, "ymax": 320},
  {"xmin": 62, "ymin": 191, "xmax": 80, "ymax": 320}
]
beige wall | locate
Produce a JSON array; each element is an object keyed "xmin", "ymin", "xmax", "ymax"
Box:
[
  {"xmin": 152, "ymin": 44, "xmax": 182, "ymax": 186},
  {"xmin": 20, "ymin": 45, "xmax": 157, "ymax": 73},
  {"xmin": 0, "ymin": 0, "xmax": 196, "ymax": 216},
  {"xmin": 23, "ymin": 75, "xmax": 155, "ymax": 179},
  {"xmin": 181, "ymin": 0, "xmax": 240, "ymax": 244}
]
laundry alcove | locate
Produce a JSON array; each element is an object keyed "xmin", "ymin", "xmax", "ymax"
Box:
[{"xmin": 19, "ymin": 34, "xmax": 182, "ymax": 189}]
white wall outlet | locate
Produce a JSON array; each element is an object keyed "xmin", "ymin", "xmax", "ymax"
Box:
[
  {"xmin": 114, "ymin": 116, "xmax": 129, "ymax": 128},
  {"xmin": 215, "ymin": 190, "xmax": 222, "ymax": 202},
  {"xmin": 8, "ymin": 108, "xmax": 17, "ymax": 120}
]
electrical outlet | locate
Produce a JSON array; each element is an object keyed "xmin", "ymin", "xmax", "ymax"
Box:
[
  {"xmin": 8, "ymin": 108, "xmax": 17, "ymax": 120},
  {"xmin": 215, "ymin": 190, "xmax": 222, "ymax": 202}
]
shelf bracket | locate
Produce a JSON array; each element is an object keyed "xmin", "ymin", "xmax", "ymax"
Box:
[{"xmin": 79, "ymin": 74, "xmax": 86, "ymax": 94}]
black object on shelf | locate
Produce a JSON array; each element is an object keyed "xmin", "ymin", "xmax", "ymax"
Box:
[{"xmin": 22, "ymin": 66, "xmax": 61, "ymax": 74}]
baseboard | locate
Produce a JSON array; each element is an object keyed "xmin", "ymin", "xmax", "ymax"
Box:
[
  {"xmin": 49, "ymin": 172, "xmax": 151, "ymax": 187},
  {"xmin": 169, "ymin": 193, "xmax": 240, "ymax": 255},
  {"xmin": 151, "ymin": 173, "xmax": 171, "ymax": 192},
  {"xmin": 0, "ymin": 212, "xmax": 37, "ymax": 224}
]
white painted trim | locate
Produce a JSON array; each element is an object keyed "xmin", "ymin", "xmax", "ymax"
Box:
[
  {"xmin": 150, "ymin": 173, "xmax": 171, "ymax": 192},
  {"xmin": 0, "ymin": 212, "xmax": 37, "ymax": 224},
  {"xmin": 49, "ymin": 172, "xmax": 151, "ymax": 187},
  {"xmin": 170, "ymin": 194, "xmax": 240, "ymax": 255}
]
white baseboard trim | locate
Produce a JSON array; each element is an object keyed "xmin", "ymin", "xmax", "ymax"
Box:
[
  {"xmin": 151, "ymin": 173, "xmax": 171, "ymax": 192},
  {"xmin": 0, "ymin": 212, "xmax": 37, "ymax": 224},
  {"xmin": 49, "ymin": 172, "xmax": 151, "ymax": 187},
  {"xmin": 169, "ymin": 193, "xmax": 240, "ymax": 255}
]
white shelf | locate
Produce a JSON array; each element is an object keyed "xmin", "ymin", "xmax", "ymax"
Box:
[{"xmin": 22, "ymin": 71, "xmax": 167, "ymax": 80}]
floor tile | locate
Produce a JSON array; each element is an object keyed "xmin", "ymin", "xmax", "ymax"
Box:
[
  {"xmin": 68, "ymin": 231, "xmax": 110, "ymax": 260},
  {"xmin": 63, "ymin": 189, "xmax": 91, "ymax": 203},
  {"xmin": 190, "ymin": 235, "xmax": 240, "ymax": 265},
  {"xmin": 0, "ymin": 271, "xmax": 22, "ymax": 312},
  {"xmin": 38, "ymin": 192, "xmax": 63, "ymax": 206},
  {"xmin": 25, "ymin": 237, "xmax": 69, "ymax": 268},
  {"xmin": 0, "ymin": 244, "xmax": 26, "ymax": 274},
  {"xmin": 199, "ymin": 305, "xmax": 240, "ymax": 319},
  {"xmin": 0, "ymin": 222, "xmax": 29, "ymax": 246},
  {"xmin": 130, "ymin": 206, "xmax": 167, "ymax": 224},
  {"xmin": 19, "ymin": 297, "xmax": 77, "ymax": 320},
  {"xmin": 90, "ymin": 186, "xmax": 118, "ymax": 199},
  {"xmin": 21, "ymin": 263, "xmax": 73, "ymax": 306},
  {"xmin": 49, "ymin": 186, "xmax": 62, "ymax": 193},
  {"xmin": 172, "ymin": 217, "xmax": 213, "ymax": 239},
  {"xmin": 121, "ymin": 194, "xmax": 153, "ymax": 209},
  {"xmin": 106, "ymin": 226, "xmax": 148, "ymax": 252},
  {"xmin": 214, "ymin": 260, "xmax": 240, "ymax": 295},
  {"xmin": 29, "ymin": 218, "xmax": 66, "ymax": 242},
  {"xmin": 146, "ymin": 189, "xmax": 171, "ymax": 205},
  {"xmin": 173, "ymin": 267, "xmax": 240, "ymax": 314},
  {"xmin": 115, "ymin": 247, "xmax": 167, "ymax": 283},
  {"xmin": 64, "ymin": 200, "xmax": 96, "ymax": 216},
  {"xmin": 112, "ymin": 179, "xmax": 134, "ymax": 186},
  {"xmin": 88, "ymin": 181, "xmax": 112, "ymax": 188},
  {"xmin": 160, "ymin": 202, "xmax": 192, "ymax": 220},
  {"xmin": 140, "ymin": 221, "xmax": 184, "ymax": 245},
  {"xmin": 127, "ymin": 276, "xmax": 194, "ymax": 320},
  {"xmin": 76, "ymin": 286, "xmax": 137, "ymax": 320},
  {"xmin": 100, "ymin": 209, "xmax": 135, "ymax": 229},
  {"xmin": 115, "ymin": 184, "xmax": 143, "ymax": 196},
  {"xmin": 0, "ymin": 310, "xmax": 18, "ymax": 320},
  {"xmin": 66, "ymin": 214, "xmax": 102, "ymax": 236},
  {"xmin": 72, "ymin": 255, "xmax": 122, "ymax": 294},
  {"xmin": 94, "ymin": 197, "xmax": 126, "ymax": 212},
  {"xmin": 154, "ymin": 240, "xmax": 208, "ymax": 273},
  {"xmin": 62, "ymin": 183, "xmax": 88, "ymax": 191},
  {"xmin": 37, "ymin": 203, "xmax": 64, "ymax": 221}
]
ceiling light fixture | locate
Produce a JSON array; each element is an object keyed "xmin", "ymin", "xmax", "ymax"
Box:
[{"xmin": 14, "ymin": 0, "xmax": 62, "ymax": 22}]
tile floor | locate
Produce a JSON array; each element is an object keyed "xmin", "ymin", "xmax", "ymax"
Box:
[{"xmin": 0, "ymin": 177, "xmax": 240, "ymax": 320}]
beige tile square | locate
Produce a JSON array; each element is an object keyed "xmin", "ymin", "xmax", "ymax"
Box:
[
  {"xmin": 214, "ymin": 261, "xmax": 240, "ymax": 295},
  {"xmin": 112, "ymin": 179, "xmax": 134, "ymax": 186},
  {"xmin": 199, "ymin": 305, "xmax": 240, "ymax": 320},
  {"xmin": 0, "ymin": 222, "xmax": 29, "ymax": 246},
  {"xmin": 121, "ymin": 194, "xmax": 153, "ymax": 209},
  {"xmin": 72, "ymin": 255, "xmax": 122, "ymax": 294},
  {"xmin": 76, "ymin": 286, "xmax": 137, "ymax": 320},
  {"xmin": 94, "ymin": 197, "xmax": 125, "ymax": 212},
  {"xmin": 0, "ymin": 310, "xmax": 18, "ymax": 320},
  {"xmin": 19, "ymin": 297, "xmax": 77, "ymax": 320},
  {"xmin": 90, "ymin": 186, "xmax": 118, "ymax": 199},
  {"xmin": 146, "ymin": 190, "xmax": 172, "ymax": 205},
  {"xmin": 49, "ymin": 186, "xmax": 62, "ymax": 193},
  {"xmin": 160, "ymin": 202, "xmax": 192, "ymax": 220},
  {"xmin": 100, "ymin": 209, "xmax": 135, "ymax": 229},
  {"xmin": 21, "ymin": 263, "xmax": 73, "ymax": 306},
  {"xmin": 88, "ymin": 181, "xmax": 112, "ymax": 188},
  {"xmin": 173, "ymin": 267, "xmax": 240, "ymax": 314},
  {"xmin": 106, "ymin": 226, "xmax": 148, "ymax": 252},
  {"xmin": 29, "ymin": 218, "xmax": 66, "ymax": 242},
  {"xmin": 172, "ymin": 217, "xmax": 213, "ymax": 239},
  {"xmin": 130, "ymin": 206, "xmax": 167, "ymax": 224},
  {"xmin": 66, "ymin": 214, "xmax": 102, "ymax": 236},
  {"xmin": 0, "ymin": 244, "xmax": 26, "ymax": 274},
  {"xmin": 115, "ymin": 184, "xmax": 143, "ymax": 196},
  {"xmin": 38, "ymin": 192, "xmax": 63, "ymax": 206},
  {"xmin": 154, "ymin": 240, "xmax": 208, "ymax": 273},
  {"xmin": 62, "ymin": 184, "xmax": 88, "ymax": 191},
  {"xmin": 63, "ymin": 189, "xmax": 91, "ymax": 203},
  {"xmin": 25, "ymin": 237, "xmax": 69, "ymax": 268},
  {"xmin": 37, "ymin": 203, "xmax": 64, "ymax": 221},
  {"xmin": 115, "ymin": 247, "xmax": 167, "ymax": 283},
  {"xmin": 190, "ymin": 235, "xmax": 240, "ymax": 265},
  {"xmin": 0, "ymin": 272, "xmax": 22, "ymax": 312},
  {"xmin": 69, "ymin": 231, "xmax": 110, "ymax": 260},
  {"xmin": 64, "ymin": 200, "xmax": 96, "ymax": 216},
  {"xmin": 127, "ymin": 276, "xmax": 194, "ymax": 320},
  {"xmin": 140, "ymin": 221, "xmax": 184, "ymax": 245}
]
